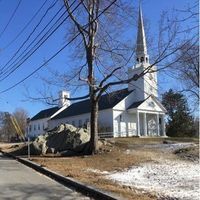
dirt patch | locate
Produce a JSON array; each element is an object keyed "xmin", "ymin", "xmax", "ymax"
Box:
[
  {"xmin": 0, "ymin": 142, "xmax": 25, "ymax": 152},
  {"xmin": 174, "ymin": 145, "xmax": 199, "ymax": 162}
]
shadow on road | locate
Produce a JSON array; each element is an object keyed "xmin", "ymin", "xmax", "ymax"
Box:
[{"xmin": 0, "ymin": 183, "xmax": 89, "ymax": 200}]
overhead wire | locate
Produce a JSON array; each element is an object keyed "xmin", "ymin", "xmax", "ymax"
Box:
[
  {"xmin": 0, "ymin": 2, "xmax": 73, "ymax": 81},
  {"xmin": 0, "ymin": 0, "xmax": 22, "ymax": 39},
  {"xmin": 2, "ymin": 0, "xmax": 48, "ymax": 50},
  {"xmin": 0, "ymin": 0, "xmax": 58, "ymax": 75},
  {"xmin": 0, "ymin": 0, "xmax": 118, "ymax": 94}
]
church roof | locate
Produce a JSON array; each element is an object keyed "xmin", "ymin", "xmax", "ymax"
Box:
[
  {"xmin": 31, "ymin": 107, "xmax": 60, "ymax": 121},
  {"xmin": 128, "ymin": 95, "xmax": 167, "ymax": 112},
  {"xmin": 128, "ymin": 100, "xmax": 145, "ymax": 109},
  {"xmin": 52, "ymin": 88, "xmax": 131, "ymax": 120}
]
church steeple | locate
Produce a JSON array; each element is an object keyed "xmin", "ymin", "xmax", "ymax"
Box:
[
  {"xmin": 128, "ymin": 4, "xmax": 157, "ymax": 98},
  {"xmin": 136, "ymin": 5, "xmax": 149, "ymax": 66}
]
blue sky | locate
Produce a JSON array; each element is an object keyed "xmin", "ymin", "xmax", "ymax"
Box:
[{"xmin": 0, "ymin": 0, "xmax": 195, "ymax": 117}]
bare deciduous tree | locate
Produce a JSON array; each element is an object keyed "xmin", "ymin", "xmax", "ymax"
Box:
[
  {"xmin": 13, "ymin": 108, "xmax": 29, "ymax": 136},
  {"xmin": 0, "ymin": 112, "xmax": 14, "ymax": 141},
  {"xmin": 175, "ymin": 43, "xmax": 199, "ymax": 100},
  {"xmin": 29, "ymin": 0, "xmax": 197, "ymax": 154},
  {"xmin": 0, "ymin": 108, "xmax": 28, "ymax": 142},
  {"xmin": 168, "ymin": 2, "xmax": 199, "ymax": 105}
]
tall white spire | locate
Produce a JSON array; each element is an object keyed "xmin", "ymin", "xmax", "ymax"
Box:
[
  {"xmin": 128, "ymin": 3, "xmax": 157, "ymax": 99},
  {"xmin": 136, "ymin": 4, "xmax": 149, "ymax": 66}
]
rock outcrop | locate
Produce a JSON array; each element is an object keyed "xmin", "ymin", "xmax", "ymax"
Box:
[
  {"xmin": 34, "ymin": 124, "xmax": 90, "ymax": 155},
  {"xmin": 12, "ymin": 124, "xmax": 91, "ymax": 156}
]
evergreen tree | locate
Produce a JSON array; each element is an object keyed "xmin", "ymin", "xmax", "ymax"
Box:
[{"xmin": 162, "ymin": 89, "xmax": 195, "ymax": 137}]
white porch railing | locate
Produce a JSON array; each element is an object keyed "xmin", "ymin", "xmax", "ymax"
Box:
[
  {"xmin": 97, "ymin": 128, "xmax": 163, "ymax": 139},
  {"xmin": 140, "ymin": 128, "xmax": 162, "ymax": 136},
  {"xmin": 98, "ymin": 132, "xmax": 113, "ymax": 138},
  {"xmin": 98, "ymin": 129, "xmax": 138, "ymax": 139}
]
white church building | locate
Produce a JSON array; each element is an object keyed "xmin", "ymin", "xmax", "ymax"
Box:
[
  {"xmin": 27, "ymin": 91, "xmax": 70, "ymax": 137},
  {"xmin": 27, "ymin": 6, "xmax": 167, "ymax": 138}
]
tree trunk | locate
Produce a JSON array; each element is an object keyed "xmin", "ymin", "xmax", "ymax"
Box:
[{"xmin": 89, "ymin": 95, "xmax": 99, "ymax": 154}]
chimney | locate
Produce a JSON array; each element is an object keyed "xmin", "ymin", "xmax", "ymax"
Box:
[{"xmin": 58, "ymin": 91, "xmax": 70, "ymax": 108}]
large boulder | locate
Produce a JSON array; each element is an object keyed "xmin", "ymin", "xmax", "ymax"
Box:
[
  {"xmin": 32, "ymin": 124, "xmax": 90, "ymax": 155},
  {"xmin": 33, "ymin": 134, "xmax": 49, "ymax": 154}
]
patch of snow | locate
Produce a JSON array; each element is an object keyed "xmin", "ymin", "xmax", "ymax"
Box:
[
  {"xmin": 126, "ymin": 143, "xmax": 197, "ymax": 155},
  {"xmin": 157, "ymin": 143, "xmax": 197, "ymax": 152},
  {"xmin": 107, "ymin": 159, "xmax": 200, "ymax": 200},
  {"xmin": 86, "ymin": 168, "xmax": 109, "ymax": 175},
  {"xmin": 125, "ymin": 149, "xmax": 131, "ymax": 154}
]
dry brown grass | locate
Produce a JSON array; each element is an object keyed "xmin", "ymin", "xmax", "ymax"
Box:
[
  {"xmin": 0, "ymin": 142, "xmax": 27, "ymax": 155},
  {"xmin": 30, "ymin": 138, "xmax": 167, "ymax": 200},
  {"xmin": 31, "ymin": 147, "xmax": 157, "ymax": 200}
]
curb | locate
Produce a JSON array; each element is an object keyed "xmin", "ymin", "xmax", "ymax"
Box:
[{"xmin": 0, "ymin": 151, "xmax": 122, "ymax": 200}]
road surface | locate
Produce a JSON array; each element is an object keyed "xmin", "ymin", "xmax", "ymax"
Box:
[{"xmin": 0, "ymin": 153, "xmax": 91, "ymax": 200}]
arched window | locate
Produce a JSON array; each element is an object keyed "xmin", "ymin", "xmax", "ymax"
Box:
[
  {"xmin": 141, "ymin": 57, "xmax": 144, "ymax": 62},
  {"xmin": 146, "ymin": 57, "xmax": 148, "ymax": 62},
  {"xmin": 136, "ymin": 58, "xmax": 139, "ymax": 62}
]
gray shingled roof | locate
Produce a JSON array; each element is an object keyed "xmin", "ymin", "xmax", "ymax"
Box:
[
  {"xmin": 128, "ymin": 100, "xmax": 145, "ymax": 109},
  {"xmin": 31, "ymin": 107, "xmax": 59, "ymax": 121},
  {"xmin": 52, "ymin": 88, "xmax": 131, "ymax": 120}
]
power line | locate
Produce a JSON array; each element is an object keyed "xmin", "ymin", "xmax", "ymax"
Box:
[
  {"xmin": 0, "ymin": 0, "xmax": 22, "ymax": 39},
  {"xmin": 0, "ymin": 32, "xmax": 80, "ymax": 94},
  {"xmin": 0, "ymin": 0, "xmax": 118, "ymax": 94},
  {"xmin": 0, "ymin": 2, "xmax": 67, "ymax": 81},
  {"xmin": 2, "ymin": 0, "xmax": 48, "ymax": 50},
  {"xmin": 0, "ymin": 2, "xmax": 76, "ymax": 81},
  {"xmin": 0, "ymin": 0, "xmax": 58, "ymax": 75},
  {"xmin": 0, "ymin": 0, "xmax": 80, "ymax": 87},
  {"xmin": 0, "ymin": 0, "xmax": 58, "ymax": 74}
]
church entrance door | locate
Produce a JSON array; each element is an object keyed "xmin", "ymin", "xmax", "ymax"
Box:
[{"xmin": 120, "ymin": 122, "xmax": 127, "ymax": 137}]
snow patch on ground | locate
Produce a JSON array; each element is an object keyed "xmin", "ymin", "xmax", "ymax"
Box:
[
  {"xmin": 107, "ymin": 159, "xmax": 200, "ymax": 200},
  {"xmin": 86, "ymin": 168, "xmax": 109, "ymax": 175},
  {"xmin": 127, "ymin": 143, "xmax": 197, "ymax": 153}
]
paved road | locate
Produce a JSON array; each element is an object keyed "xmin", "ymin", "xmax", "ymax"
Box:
[{"xmin": 0, "ymin": 153, "xmax": 91, "ymax": 200}]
